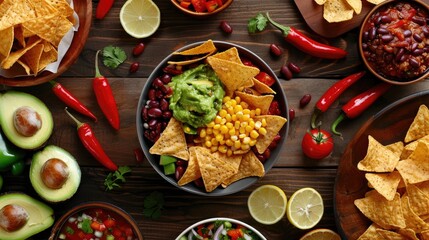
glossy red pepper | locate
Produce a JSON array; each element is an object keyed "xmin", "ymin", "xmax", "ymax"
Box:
[
  {"xmin": 65, "ymin": 108, "xmax": 118, "ymax": 171},
  {"xmin": 331, "ymin": 83, "xmax": 392, "ymax": 136},
  {"xmin": 266, "ymin": 13, "xmax": 347, "ymax": 60},
  {"xmin": 50, "ymin": 80, "xmax": 97, "ymax": 122},
  {"xmin": 311, "ymin": 71, "xmax": 366, "ymax": 128},
  {"xmin": 94, "ymin": 50, "xmax": 120, "ymax": 130},
  {"xmin": 95, "ymin": 0, "xmax": 114, "ymax": 19}
]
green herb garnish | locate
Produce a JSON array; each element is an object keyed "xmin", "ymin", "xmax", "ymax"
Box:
[
  {"xmin": 81, "ymin": 218, "xmax": 93, "ymax": 234},
  {"xmin": 143, "ymin": 191, "xmax": 164, "ymax": 219},
  {"xmin": 102, "ymin": 46, "xmax": 127, "ymax": 69},
  {"xmin": 104, "ymin": 166, "xmax": 132, "ymax": 191},
  {"xmin": 248, "ymin": 13, "xmax": 268, "ymax": 33},
  {"xmin": 65, "ymin": 226, "xmax": 74, "ymax": 234}
]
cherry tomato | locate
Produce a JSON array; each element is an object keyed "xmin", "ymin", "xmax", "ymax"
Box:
[
  {"xmin": 301, "ymin": 128, "xmax": 334, "ymax": 160},
  {"xmin": 255, "ymin": 72, "xmax": 275, "ymax": 86}
]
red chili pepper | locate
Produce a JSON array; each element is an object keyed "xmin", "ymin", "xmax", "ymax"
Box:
[
  {"xmin": 266, "ymin": 13, "xmax": 347, "ymax": 59},
  {"xmin": 50, "ymin": 81, "xmax": 97, "ymax": 122},
  {"xmin": 95, "ymin": 0, "xmax": 114, "ymax": 19},
  {"xmin": 331, "ymin": 83, "xmax": 392, "ymax": 136},
  {"xmin": 94, "ymin": 50, "xmax": 120, "ymax": 130},
  {"xmin": 310, "ymin": 71, "xmax": 366, "ymax": 128},
  {"xmin": 65, "ymin": 108, "xmax": 118, "ymax": 171}
]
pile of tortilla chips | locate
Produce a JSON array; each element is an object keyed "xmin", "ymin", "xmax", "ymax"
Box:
[
  {"xmin": 315, "ymin": 0, "xmax": 386, "ymax": 23},
  {"xmin": 0, "ymin": 0, "xmax": 75, "ymax": 76},
  {"xmin": 355, "ymin": 104, "xmax": 429, "ymax": 239},
  {"xmin": 149, "ymin": 40, "xmax": 287, "ymax": 193}
]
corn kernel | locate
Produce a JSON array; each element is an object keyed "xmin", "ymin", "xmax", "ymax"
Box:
[
  {"xmin": 236, "ymin": 111, "xmax": 244, "ymax": 119},
  {"xmin": 219, "ymin": 140, "xmax": 225, "ymax": 145},
  {"xmin": 243, "ymin": 109, "xmax": 251, "ymax": 115},
  {"xmin": 221, "ymin": 118, "xmax": 227, "ymax": 125},
  {"xmin": 259, "ymin": 127, "xmax": 267, "ymax": 135},
  {"xmin": 214, "ymin": 116, "xmax": 222, "ymax": 124},
  {"xmin": 239, "ymin": 133, "xmax": 246, "ymax": 139},
  {"xmin": 241, "ymin": 144, "xmax": 250, "ymax": 151},
  {"xmin": 205, "ymin": 141, "xmax": 212, "ymax": 148},
  {"xmin": 250, "ymin": 110, "xmax": 256, "ymax": 118},
  {"xmin": 199, "ymin": 129, "xmax": 207, "ymax": 138},
  {"xmin": 223, "ymin": 96, "xmax": 231, "ymax": 103},
  {"xmin": 218, "ymin": 145, "xmax": 228, "ymax": 153},
  {"xmin": 227, "ymin": 107, "xmax": 235, "ymax": 115},
  {"xmin": 250, "ymin": 130, "xmax": 259, "ymax": 139},
  {"xmin": 210, "ymin": 146, "xmax": 218, "ymax": 152},
  {"xmin": 261, "ymin": 118, "xmax": 267, "ymax": 127},
  {"xmin": 235, "ymin": 96, "xmax": 241, "ymax": 104},
  {"xmin": 220, "ymin": 125, "xmax": 228, "ymax": 134},
  {"xmin": 213, "ymin": 129, "xmax": 220, "ymax": 135},
  {"xmin": 229, "ymin": 128, "xmax": 236, "ymax": 136},
  {"xmin": 226, "ymin": 139, "xmax": 233, "ymax": 146},
  {"xmin": 239, "ymin": 127, "xmax": 246, "ymax": 134},
  {"xmin": 229, "ymin": 99, "xmax": 237, "ymax": 107},
  {"xmin": 231, "ymin": 114, "xmax": 237, "ymax": 121},
  {"xmin": 211, "ymin": 138, "xmax": 219, "ymax": 146},
  {"xmin": 231, "ymin": 135, "xmax": 238, "ymax": 141},
  {"xmin": 219, "ymin": 109, "xmax": 227, "ymax": 118},
  {"xmin": 234, "ymin": 105, "xmax": 243, "ymax": 113},
  {"xmin": 255, "ymin": 108, "xmax": 261, "ymax": 116},
  {"xmin": 242, "ymin": 114, "xmax": 250, "ymax": 122},
  {"xmin": 248, "ymin": 120, "xmax": 255, "ymax": 128},
  {"xmin": 206, "ymin": 128, "xmax": 213, "ymax": 135},
  {"xmin": 213, "ymin": 124, "xmax": 221, "ymax": 130},
  {"xmin": 207, "ymin": 121, "xmax": 215, "ymax": 128},
  {"xmin": 215, "ymin": 134, "xmax": 224, "ymax": 142},
  {"xmin": 234, "ymin": 140, "xmax": 241, "ymax": 149},
  {"xmin": 249, "ymin": 139, "xmax": 257, "ymax": 146},
  {"xmin": 255, "ymin": 121, "xmax": 262, "ymax": 129},
  {"xmin": 245, "ymin": 125, "xmax": 253, "ymax": 133},
  {"xmin": 243, "ymin": 137, "xmax": 251, "ymax": 144},
  {"xmin": 240, "ymin": 101, "xmax": 249, "ymax": 109},
  {"xmin": 227, "ymin": 149, "xmax": 233, "ymax": 156},
  {"xmin": 226, "ymin": 122, "xmax": 234, "ymax": 129},
  {"xmin": 234, "ymin": 121, "xmax": 240, "ymax": 129},
  {"xmin": 225, "ymin": 114, "xmax": 232, "ymax": 122}
]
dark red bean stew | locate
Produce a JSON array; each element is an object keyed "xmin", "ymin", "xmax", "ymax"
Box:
[{"xmin": 361, "ymin": 1, "xmax": 429, "ymax": 81}]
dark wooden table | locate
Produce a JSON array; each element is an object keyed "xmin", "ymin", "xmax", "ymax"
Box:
[{"xmin": 3, "ymin": 0, "xmax": 429, "ymax": 239}]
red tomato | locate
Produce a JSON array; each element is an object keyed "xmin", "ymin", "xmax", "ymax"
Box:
[
  {"xmin": 301, "ymin": 128, "xmax": 334, "ymax": 160},
  {"xmin": 255, "ymin": 72, "xmax": 275, "ymax": 86},
  {"xmin": 227, "ymin": 229, "xmax": 243, "ymax": 240},
  {"xmin": 191, "ymin": 0, "xmax": 207, "ymax": 12}
]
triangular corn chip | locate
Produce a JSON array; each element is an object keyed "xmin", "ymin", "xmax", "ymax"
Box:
[
  {"xmin": 149, "ymin": 118, "xmax": 189, "ymax": 160},
  {"xmin": 405, "ymin": 105, "xmax": 429, "ymax": 143},
  {"xmin": 357, "ymin": 135, "xmax": 400, "ymax": 172}
]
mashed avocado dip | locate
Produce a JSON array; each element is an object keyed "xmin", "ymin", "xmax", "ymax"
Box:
[{"xmin": 169, "ymin": 64, "xmax": 225, "ymax": 131}]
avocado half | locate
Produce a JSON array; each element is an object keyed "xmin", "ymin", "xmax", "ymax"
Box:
[
  {"xmin": 30, "ymin": 145, "xmax": 81, "ymax": 202},
  {"xmin": 0, "ymin": 91, "xmax": 53, "ymax": 150},
  {"xmin": 0, "ymin": 192, "xmax": 54, "ymax": 240}
]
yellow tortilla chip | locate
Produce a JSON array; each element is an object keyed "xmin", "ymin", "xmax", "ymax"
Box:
[
  {"xmin": 213, "ymin": 151, "xmax": 241, "ymax": 173},
  {"xmin": 376, "ymin": 229, "xmax": 408, "ymax": 239},
  {"xmin": 149, "ymin": 118, "xmax": 189, "ymax": 160},
  {"xmin": 416, "ymin": 181, "xmax": 429, "ymax": 197},
  {"xmin": 178, "ymin": 147, "xmax": 201, "ymax": 186},
  {"xmin": 401, "ymin": 135, "xmax": 429, "ymax": 159},
  {"xmin": 14, "ymin": 26, "xmax": 26, "ymax": 48},
  {"xmin": 354, "ymin": 191, "xmax": 406, "ymax": 229},
  {"xmin": 365, "ymin": 171, "xmax": 401, "ymax": 201},
  {"xmin": 0, "ymin": 26, "xmax": 13, "ymax": 59},
  {"xmin": 194, "ymin": 146, "xmax": 236, "ymax": 192},
  {"xmin": 405, "ymin": 105, "xmax": 429, "ymax": 143},
  {"xmin": 346, "ymin": 0, "xmax": 362, "ymax": 14},
  {"xmin": 252, "ymin": 78, "xmax": 276, "ymax": 94},
  {"xmin": 38, "ymin": 46, "xmax": 58, "ymax": 72},
  {"xmin": 16, "ymin": 60, "xmax": 31, "ymax": 75},
  {"xmin": 22, "ymin": 43, "xmax": 44, "ymax": 75},
  {"xmin": 235, "ymin": 91, "xmax": 274, "ymax": 115},
  {"xmin": 28, "ymin": 0, "xmax": 59, "ymax": 17},
  {"xmin": 386, "ymin": 141, "xmax": 404, "ymax": 158},
  {"xmin": 422, "ymin": 231, "xmax": 429, "ymax": 240},
  {"xmin": 254, "ymin": 115, "xmax": 287, "ymax": 154},
  {"xmin": 173, "ymin": 40, "xmax": 217, "ymax": 56},
  {"xmin": 222, "ymin": 151, "xmax": 265, "ymax": 187},
  {"xmin": 358, "ymin": 224, "xmax": 384, "ymax": 240},
  {"xmin": 315, "ymin": 0, "xmax": 327, "ymax": 5},
  {"xmin": 167, "ymin": 51, "xmax": 215, "ymax": 66},
  {"xmin": 323, "ymin": 0, "xmax": 354, "ymax": 23},
  {"xmin": 401, "ymin": 196, "xmax": 429, "ymax": 233},
  {"xmin": 0, "ymin": 0, "xmax": 36, "ymax": 30},
  {"xmin": 406, "ymin": 184, "xmax": 429, "ymax": 216},
  {"xmin": 396, "ymin": 142, "xmax": 429, "ymax": 184},
  {"xmin": 357, "ymin": 135, "xmax": 400, "ymax": 172},
  {"xmin": 45, "ymin": 0, "xmax": 74, "ymax": 17},
  {"xmin": 211, "ymin": 47, "xmax": 242, "ymax": 64},
  {"xmin": 1, "ymin": 38, "xmax": 41, "ymax": 69},
  {"xmin": 397, "ymin": 228, "xmax": 419, "ymax": 240}
]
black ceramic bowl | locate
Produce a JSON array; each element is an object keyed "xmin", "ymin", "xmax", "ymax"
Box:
[{"xmin": 136, "ymin": 40, "xmax": 289, "ymax": 196}]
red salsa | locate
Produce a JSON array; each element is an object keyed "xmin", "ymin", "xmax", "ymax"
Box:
[
  {"xmin": 176, "ymin": 0, "xmax": 227, "ymax": 13},
  {"xmin": 57, "ymin": 208, "xmax": 138, "ymax": 240},
  {"xmin": 361, "ymin": 1, "xmax": 429, "ymax": 81}
]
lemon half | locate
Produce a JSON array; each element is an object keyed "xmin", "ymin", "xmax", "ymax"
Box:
[
  {"xmin": 287, "ymin": 187, "xmax": 324, "ymax": 230},
  {"xmin": 247, "ymin": 185, "xmax": 287, "ymax": 225}
]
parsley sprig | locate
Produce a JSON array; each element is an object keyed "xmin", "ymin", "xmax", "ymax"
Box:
[
  {"xmin": 104, "ymin": 166, "xmax": 132, "ymax": 191},
  {"xmin": 248, "ymin": 13, "xmax": 268, "ymax": 33},
  {"xmin": 102, "ymin": 46, "xmax": 127, "ymax": 69},
  {"xmin": 143, "ymin": 191, "xmax": 164, "ymax": 219}
]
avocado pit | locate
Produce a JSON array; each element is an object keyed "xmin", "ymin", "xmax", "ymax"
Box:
[
  {"xmin": 41, "ymin": 158, "xmax": 70, "ymax": 189},
  {"xmin": 13, "ymin": 106, "xmax": 42, "ymax": 137},
  {"xmin": 0, "ymin": 204, "xmax": 29, "ymax": 232}
]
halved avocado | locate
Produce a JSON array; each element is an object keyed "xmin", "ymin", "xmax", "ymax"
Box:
[
  {"xmin": 30, "ymin": 145, "xmax": 81, "ymax": 203},
  {"xmin": 0, "ymin": 192, "xmax": 54, "ymax": 240},
  {"xmin": 0, "ymin": 91, "xmax": 53, "ymax": 150}
]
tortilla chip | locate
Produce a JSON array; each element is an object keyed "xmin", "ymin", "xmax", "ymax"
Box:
[
  {"xmin": 315, "ymin": 0, "xmax": 327, "ymax": 5},
  {"xmin": 346, "ymin": 0, "xmax": 362, "ymax": 14},
  {"xmin": 401, "ymin": 135, "xmax": 429, "ymax": 159},
  {"xmin": 386, "ymin": 141, "xmax": 404, "ymax": 158},
  {"xmin": 406, "ymin": 184, "xmax": 429, "ymax": 216},
  {"xmin": 252, "ymin": 78, "xmax": 276, "ymax": 94},
  {"xmin": 211, "ymin": 47, "xmax": 242, "ymax": 64},
  {"xmin": 16, "ymin": 60, "xmax": 31, "ymax": 75},
  {"xmin": 38, "ymin": 46, "xmax": 58, "ymax": 72},
  {"xmin": 254, "ymin": 115, "xmax": 287, "ymax": 154},
  {"xmin": 358, "ymin": 224, "xmax": 384, "ymax": 240},
  {"xmin": 401, "ymin": 196, "xmax": 429, "ymax": 233},
  {"xmin": 167, "ymin": 51, "xmax": 215, "ymax": 66},
  {"xmin": 354, "ymin": 191, "xmax": 406, "ymax": 229},
  {"xmin": 173, "ymin": 40, "xmax": 217, "ymax": 56},
  {"xmin": 396, "ymin": 142, "xmax": 429, "ymax": 184},
  {"xmin": 45, "ymin": 0, "xmax": 74, "ymax": 17},
  {"xmin": 323, "ymin": 0, "xmax": 354, "ymax": 23},
  {"xmin": 405, "ymin": 105, "xmax": 429, "ymax": 143},
  {"xmin": 213, "ymin": 151, "xmax": 242, "ymax": 173},
  {"xmin": 222, "ymin": 151, "xmax": 265, "ymax": 187},
  {"xmin": 207, "ymin": 57, "xmax": 258, "ymax": 96},
  {"xmin": 21, "ymin": 43, "xmax": 44, "ymax": 75},
  {"xmin": 422, "ymin": 231, "xmax": 429, "ymax": 240},
  {"xmin": 416, "ymin": 181, "xmax": 429, "ymax": 197},
  {"xmin": 365, "ymin": 171, "xmax": 401, "ymax": 200},
  {"xmin": 28, "ymin": 0, "xmax": 59, "ymax": 17},
  {"xmin": 1, "ymin": 38, "xmax": 41, "ymax": 69},
  {"xmin": 376, "ymin": 229, "xmax": 408, "ymax": 239},
  {"xmin": 397, "ymin": 228, "xmax": 419, "ymax": 240},
  {"xmin": 194, "ymin": 146, "xmax": 236, "ymax": 192},
  {"xmin": 0, "ymin": 26, "xmax": 13, "ymax": 59},
  {"xmin": 149, "ymin": 118, "xmax": 189, "ymax": 160},
  {"xmin": 0, "ymin": 0, "xmax": 36, "ymax": 30},
  {"xmin": 357, "ymin": 135, "xmax": 400, "ymax": 172},
  {"xmin": 178, "ymin": 147, "xmax": 201, "ymax": 186},
  {"xmin": 235, "ymin": 91, "xmax": 274, "ymax": 115}
]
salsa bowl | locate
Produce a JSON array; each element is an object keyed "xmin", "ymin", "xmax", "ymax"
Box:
[
  {"xmin": 136, "ymin": 40, "xmax": 289, "ymax": 196},
  {"xmin": 359, "ymin": 0, "xmax": 429, "ymax": 85},
  {"xmin": 170, "ymin": 0, "xmax": 233, "ymax": 18}
]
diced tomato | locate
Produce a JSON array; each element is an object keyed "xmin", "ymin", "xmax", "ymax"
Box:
[
  {"xmin": 91, "ymin": 221, "xmax": 106, "ymax": 231},
  {"xmin": 180, "ymin": 1, "xmax": 191, "ymax": 9},
  {"xmin": 268, "ymin": 100, "xmax": 281, "ymax": 115},
  {"xmin": 103, "ymin": 218, "xmax": 116, "ymax": 228},
  {"xmin": 227, "ymin": 229, "xmax": 243, "ymax": 240},
  {"xmin": 124, "ymin": 227, "xmax": 134, "ymax": 236},
  {"xmin": 112, "ymin": 228, "xmax": 124, "ymax": 238},
  {"xmin": 205, "ymin": 1, "xmax": 218, "ymax": 12},
  {"xmin": 191, "ymin": 0, "xmax": 207, "ymax": 12},
  {"xmin": 215, "ymin": 0, "xmax": 223, "ymax": 7},
  {"xmin": 255, "ymin": 71, "xmax": 276, "ymax": 86}
]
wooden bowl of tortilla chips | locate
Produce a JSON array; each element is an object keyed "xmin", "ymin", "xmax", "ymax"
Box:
[
  {"xmin": 335, "ymin": 90, "xmax": 429, "ymax": 239},
  {"xmin": 136, "ymin": 40, "xmax": 289, "ymax": 196},
  {"xmin": 0, "ymin": 0, "xmax": 92, "ymax": 87}
]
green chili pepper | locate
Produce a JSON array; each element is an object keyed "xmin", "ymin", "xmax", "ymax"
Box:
[
  {"xmin": 0, "ymin": 130, "xmax": 26, "ymax": 172},
  {"xmin": 0, "ymin": 175, "xmax": 3, "ymax": 191}
]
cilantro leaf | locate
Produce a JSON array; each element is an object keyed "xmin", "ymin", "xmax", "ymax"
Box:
[
  {"xmin": 248, "ymin": 13, "xmax": 268, "ymax": 33},
  {"xmin": 81, "ymin": 218, "xmax": 93, "ymax": 234},
  {"xmin": 104, "ymin": 166, "xmax": 132, "ymax": 191},
  {"xmin": 102, "ymin": 46, "xmax": 127, "ymax": 69},
  {"xmin": 143, "ymin": 191, "xmax": 164, "ymax": 219}
]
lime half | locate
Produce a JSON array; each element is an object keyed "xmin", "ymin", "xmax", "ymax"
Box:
[{"xmin": 120, "ymin": 0, "xmax": 160, "ymax": 38}]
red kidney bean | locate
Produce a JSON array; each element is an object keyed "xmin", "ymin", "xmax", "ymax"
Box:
[
  {"xmin": 175, "ymin": 166, "xmax": 185, "ymax": 180},
  {"xmin": 269, "ymin": 44, "xmax": 282, "ymax": 57},
  {"xmin": 219, "ymin": 20, "xmax": 233, "ymax": 34},
  {"xmin": 414, "ymin": 33, "xmax": 423, "ymax": 42},
  {"xmin": 148, "ymin": 89, "xmax": 156, "ymax": 100},
  {"xmin": 148, "ymin": 108, "xmax": 162, "ymax": 118},
  {"xmin": 162, "ymin": 111, "xmax": 172, "ymax": 119},
  {"xmin": 409, "ymin": 58, "xmax": 420, "ymax": 68},
  {"xmin": 152, "ymin": 78, "xmax": 164, "ymax": 88},
  {"xmin": 132, "ymin": 42, "xmax": 145, "ymax": 57},
  {"xmin": 287, "ymin": 62, "xmax": 301, "ymax": 74},
  {"xmin": 412, "ymin": 16, "xmax": 426, "ymax": 25},
  {"xmin": 176, "ymin": 160, "xmax": 187, "ymax": 166},
  {"xmin": 413, "ymin": 48, "xmax": 424, "ymax": 56},
  {"xmin": 280, "ymin": 65, "xmax": 292, "ymax": 80},
  {"xmin": 380, "ymin": 15, "xmax": 392, "ymax": 23},
  {"xmin": 403, "ymin": 29, "xmax": 412, "ymax": 37},
  {"xmin": 148, "ymin": 119, "xmax": 158, "ymax": 129},
  {"xmin": 155, "ymin": 90, "xmax": 164, "ymax": 99},
  {"xmin": 147, "ymin": 100, "xmax": 160, "ymax": 108},
  {"xmin": 377, "ymin": 27, "xmax": 389, "ymax": 34},
  {"xmin": 134, "ymin": 148, "xmax": 144, "ymax": 163},
  {"xmin": 142, "ymin": 107, "xmax": 148, "ymax": 121},
  {"xmin": 129, "ymin": 62, "xmax": 139, "ymax": 73},
  {"xmin": 161, "ymin": 74, "xmax": 172, "ymax": 84},
  {"xmin": 299, "ymin": 94, "xmax": 312, "ymax": 108},
  {"xmin": 160, "ymin": 98, "xmax": 169, "ymax": 111},
  {"xmin": 194, "ymin": 178, "xmax": 204, "ymax": 188},
  {"xmin": 395, "ymin": 48, "xmax": 405, "ymax": 61},
  {"xmin": 381, "ymin": 34, "xmax": 393, "ymax": 43},
  {"xmin": 288, "ymin": 108, "xmax": 295, "ymax": 122}
]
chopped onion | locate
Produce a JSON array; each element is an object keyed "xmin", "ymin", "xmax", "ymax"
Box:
[
  {"xmin": 213, "ymin": 224, "xmax": 224, "ymax": 240},
  {"xmin": 244, "ymin": 233, "xmax": 252, "ymax": 240},
  {"xmin": 188, "ymin": 229, "xmax": 203, "ymax": 240}
]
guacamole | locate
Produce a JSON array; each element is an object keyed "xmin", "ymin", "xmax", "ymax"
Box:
[{"xmin": 169, "ymin": 64, "xmax": 225, "ymax": 130}]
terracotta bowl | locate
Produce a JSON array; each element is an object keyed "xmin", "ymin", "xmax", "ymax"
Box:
[
  {"xmin": 0, "ymin": 0, "xmax": 92, "ymax": 87},
  {"xmin": 49, "ymin": 202, "xmax": 143, "ymax": 240},
  {"xmin": 359, "ymin": 0, "xmax": 429, "ymax": 85},
  {"xmin": 170, "ymin": 0, "xmax": 233, "ymax": 18},
  {"xmin": 335, "ymin": 90, "xmax": 429, "ymax": 239}
]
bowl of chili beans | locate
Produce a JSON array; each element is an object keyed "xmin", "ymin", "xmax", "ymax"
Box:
[
  {"xmin": 48, "ymin": 202, "xmax": 143, "ymax": 240},
  {"xmin": 170, "ymin": 0, "xmax": 233, "ymax": 18},
  {"xmin": 359, "ymin": 0, "xmax": 429, "ymax": 85}
]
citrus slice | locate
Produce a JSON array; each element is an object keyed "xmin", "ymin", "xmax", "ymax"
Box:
[
  {"xmin": 287, "ymin": 187, "xmax": 324, "ymax": 230},
  {"xmin": 119, "ymin": 0, "xmax": 161, "ymax": 38},
  {"xmin": 247, "ymin": 185, "xmax": 287, "ymax": 225},
  {"xmin": 299, "ymin": 228, "xmax": 341, "ymax": 240}
]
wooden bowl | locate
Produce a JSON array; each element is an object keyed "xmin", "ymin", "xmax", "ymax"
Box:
[
  {"xmin": 334, "ymin": 90, "xmax": 429, "ymax": 239},
  {"xmin": 0, "ymin": 0, "xmax": 92, "ymax": 87},
  {"xmin": 170, "ymin": 0, "xmax": 233, "ymax": 18},
  {"xmin": 49, "ymin": 202, "xmax": 143, "ymax": 240},
  {"xmin": 358, "ymin": 0, "xmax": 429, "ymax": 85}
]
